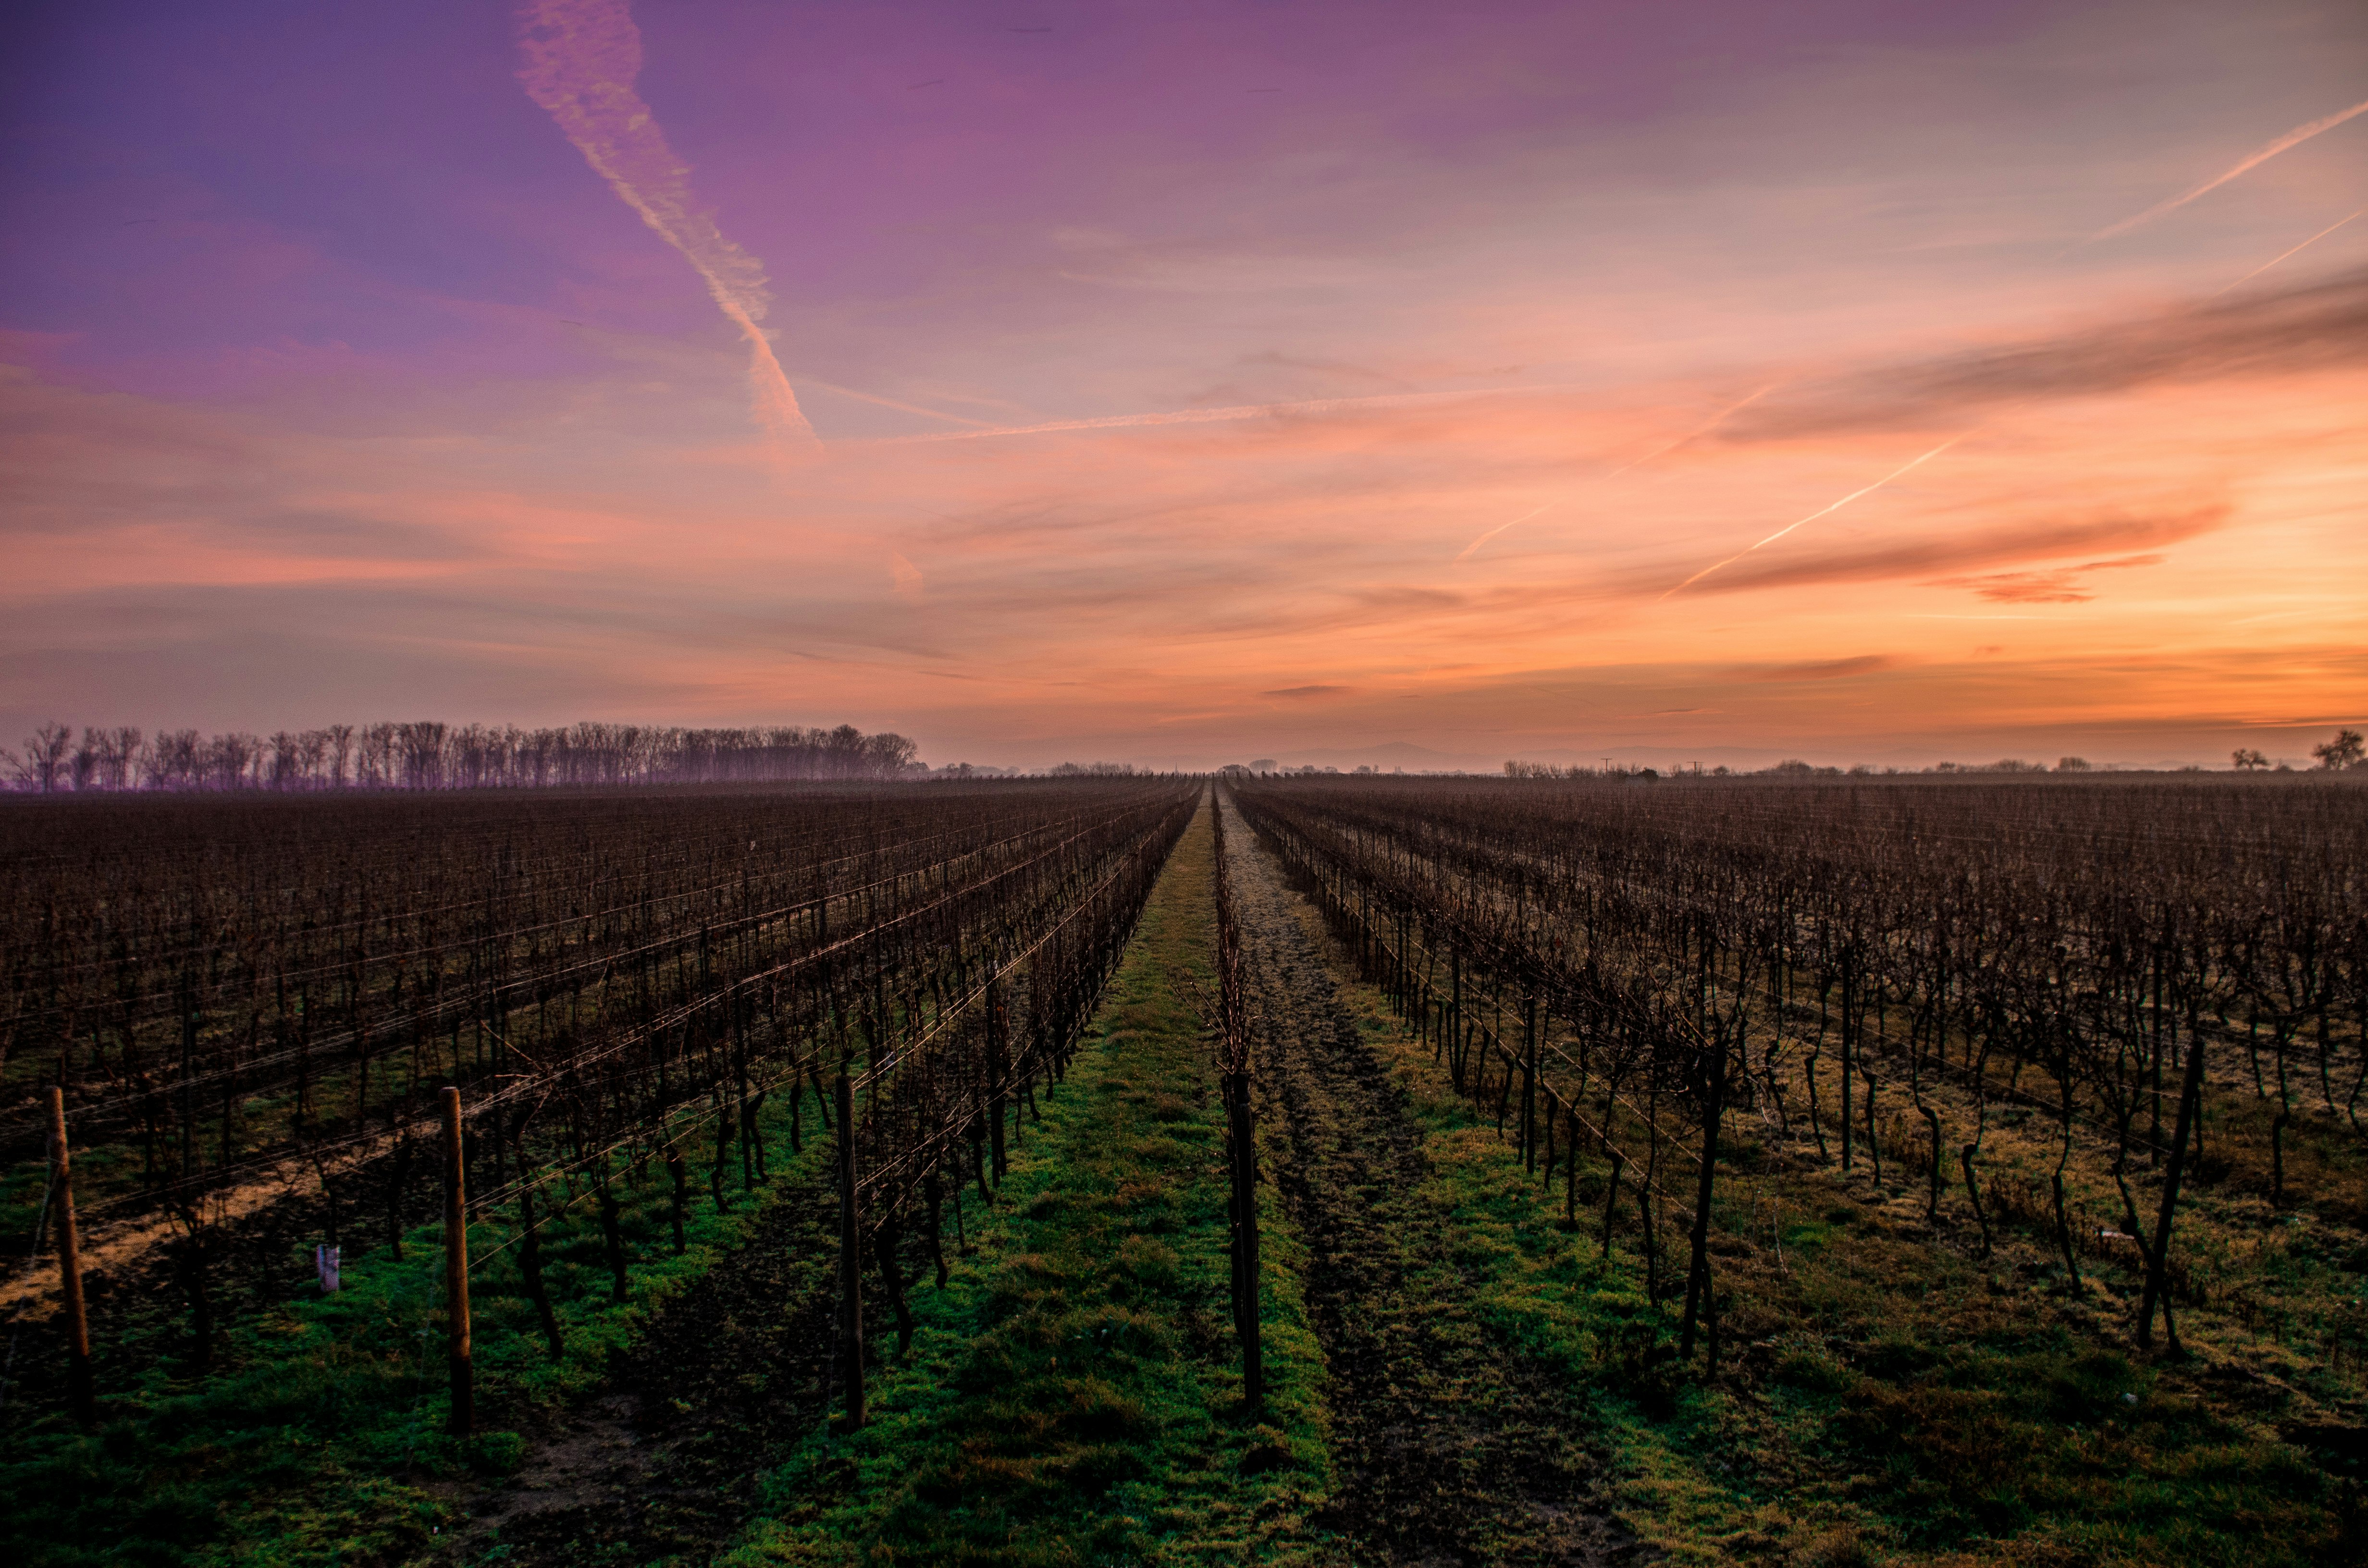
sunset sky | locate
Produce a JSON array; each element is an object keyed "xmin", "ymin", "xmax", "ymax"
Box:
[{"xmin": 4, "ymin": 0, "xmax": 2364, "ymax": 771}]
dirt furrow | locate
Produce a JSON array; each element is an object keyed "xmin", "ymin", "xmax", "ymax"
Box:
[{"xmin": 1221, "ymin": 793, "xmax": 1641, "ymax": 1568}]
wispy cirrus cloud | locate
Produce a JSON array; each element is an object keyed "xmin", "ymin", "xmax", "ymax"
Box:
[
  {"xmin": 1933, "ymin": 552, "xmax": 2168, "ymax": 603},
  {"xmin": 1729, "ymin": 268, "xmax": 2368, "ymax": 440},
  {"xmin": 1737, "ymin": 655, "xmax": 1895, "ymax": 682},
  {"xmin": 1682, "ymin": 506, "xmax": 2229, "ymax": 598}
]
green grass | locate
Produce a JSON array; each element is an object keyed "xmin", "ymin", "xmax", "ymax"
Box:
[
  {"xmin": 1, "ymin": 1097, "xmax": 837, "ymax": 1567},
  {"xmin": 1288, "ymin": 890, "xmax": 2360, "ymax": 1568},
  {"xmin": 723, "ymin": 797, "xmax": 1337, "ymax": 1567}
]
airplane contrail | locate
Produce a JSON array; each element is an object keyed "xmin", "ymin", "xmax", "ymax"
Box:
[
  {"xmin": 1601, "ymin": 384, "xmax": 1778, "ymax": 482},
  {"xmin": 875, "ymin": 382, "xmax": 1583, "ymax": 443},
  {"xmin": 517, "ymin": 0, "xmax": 820, "ymax": 461},
  {"xmin": 802, "ymin": 380, "xmax": 999, "ymax": 428},
  {"xmin": 1455, "ymin": 503, "xmax": 1554, "ymax": 563},
  {"xmin": 1455, "ymin": 384, "xmax": 1778, "ymax": 563},
  {"xmin": 1658, "ymin": 434, "xmax": 1967, "ymax": 600},
  {"xmin": 2090, "ymin": 94, "xmax": 2368, "ymax": 243},
  {"xmin": 2213, "ymin": 207, "xmax": 2366, "ymax": 296}
]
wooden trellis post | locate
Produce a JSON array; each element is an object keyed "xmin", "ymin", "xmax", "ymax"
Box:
[
  {"xmin": 47, "ymin": 1088, "xmax": 94, "ymax": 1426},
  {"xmin": 1522, "ymin": 993, "xmax": 1539, "ymax": 1171},
  {"xmin": 987, "ymin": 965, "xmax": 1008, "ymax": 1182},
  {"xmin": 442, "ymin": 1086, "xmax": 473, "ymax": 1436},
  {"xmin": 836, "ymin": 1072, "xmax": 865, "ymax": 1430}
]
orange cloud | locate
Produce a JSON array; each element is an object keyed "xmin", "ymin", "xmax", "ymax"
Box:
[
  {"xmin": 1737, "ymin": 655, "xmax": 1896, "ymax": 683},
  {"xmin": 1935, "ymin": 552, "xmax": 2168, "ymax": 604},
  {"xmin": 1727, "ymin": 268, "xmax": 2368, "ymax": 440},
  {"xmin": 1694, "ymin": 507, "xmax": 2228, "ymax": 598}
]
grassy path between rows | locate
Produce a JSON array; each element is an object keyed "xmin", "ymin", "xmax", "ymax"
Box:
[
  {"xmin": 720, "ymin": 795, "xmax": 1337, "ymax": 1566},
  {"xmin": 1221, "ymin": 789, "xmax": 1640, "ymax": 1566}
]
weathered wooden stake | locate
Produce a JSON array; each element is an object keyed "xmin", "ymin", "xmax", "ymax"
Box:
[
  {"xmin": 1679, "ymin": 1046, "xmax": 1726, "ymax": 1362},
  {"xmin": 441, "ymin": 1085, "xmax": 473, "ymax": 1436},
  {"xmin": 836, "ymin": 1072, "xmax": 865, "ymax": 1429},
  {"xmin": 1449, "ymin": 952, "xmax": 1462, "ymax": 1078},
  {"xmin": 1599, "ymin": 1148, "xmax": 1625, "ymax": 1258},
  {"xmin": 664, "ymin": 1145, "xmax": 688, "ymax": 1252},
  {"xmin": 987, "ymin": 968, "xmax": 1008, "ymax": 1182},
  {"xmin": 1521, "ymin": 995, "xmax": 1538, "ymax": 1171},
  {"xmin": 1564, "ymin": 1105, "xmax": 1579, "ymax": 1227},
  {"xmin": 47, "ymin": 1088, "xmax": 94, "ymax": 1426}
]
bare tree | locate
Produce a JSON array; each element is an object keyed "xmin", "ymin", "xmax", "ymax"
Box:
[
  {"xmin": 208, "ymin": 733, "xmax": 262, "ymax": 791},
  {"xmin": 105, "ymin": 728, "xmax": 145, "ymax": 790},
  {"xmin": 71, "ymin": 729, "xmax": 103, "ymax": 791},
  {"xmin": 147, "ymin": 729, "xmax": 200, "ymax": 789},
  {"xmin": 296, "ymin": 729, "xmax": 330, "ymax": 787},
  {"xmin": 17, "ymin": 723, "xmax": 73, "ymax": 792},
  {"xmin": 395, "ymin": 722, "xmax": 448, "ymax": 789},
  {"xmin": 270, "ymin": 732, "xmax": 303, "ymax": 790},
  {"xmin": 2310, "ymin": 729, "xmax": 2364, "ymax": 771},
  {"xmin": 358, "ymin": 723, "xmax": 397, "ymax": 786}
]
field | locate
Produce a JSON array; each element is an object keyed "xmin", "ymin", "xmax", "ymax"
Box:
[{"xmin": 2, "ymin": 774, "xmax": 2361, "ymax": 1565}]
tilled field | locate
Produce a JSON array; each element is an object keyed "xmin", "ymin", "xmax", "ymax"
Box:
[{"xmin": 1221, "ymin": 793, "xmax": 1641, "ymax": 1568}]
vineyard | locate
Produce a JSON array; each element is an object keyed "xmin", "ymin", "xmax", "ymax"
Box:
[
  {"xmin": 1, "ymin": 779, "xmax": 1196, "ymax": 1557},
  {"xmin": 3, "ymin": 772, "xmax": 2362, "ymax": 1566},
  {"xmin": 1229, "ymin": 771, "xmax": 2368, "ymax": 1560}
]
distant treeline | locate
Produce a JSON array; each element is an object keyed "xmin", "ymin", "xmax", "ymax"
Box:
[
  {"xmin": 1500, "ymin": 758, "xmax": 2105, "ymax": 781},
  {"xmin": 2, "ymin": 720, "xmax": 923, "ymax": 792},
  {"xmin": 1504, "ymin": 733, "xmax": 2367, "ymax": 780}
]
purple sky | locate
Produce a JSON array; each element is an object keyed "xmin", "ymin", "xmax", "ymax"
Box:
[{"xmin": 5, "ymin": 0, "xmax": 2365, "ymax": 769}]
